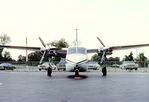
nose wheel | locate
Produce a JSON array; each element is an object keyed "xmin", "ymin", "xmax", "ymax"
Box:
[
  {"xmin": 74, "ymin": 65, "xmax": 80, "ymax": 79},
  {"xmin": 75, "ymin": 69, "xmax": 79, "ymax": 77}
]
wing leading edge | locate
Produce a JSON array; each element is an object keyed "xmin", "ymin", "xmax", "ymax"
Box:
[
  {"xmin": 0, "ymin": 45, "xmax": 40, "ymax": 50},
  {"xmin": 87, "ymin": 43, "xmax": 149, "ymax": 53},
  {"xmin": 0, "ymin": 45, "xmax": 67, "ymax": 57},
  {"xmin": 1, "ymin": 43, "xmax": 149, "ymax": 55}
]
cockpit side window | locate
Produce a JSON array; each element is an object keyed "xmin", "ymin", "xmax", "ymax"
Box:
[
  {"xmin": 78, "ymin": 48, "xmax": 86, "ymax": 54},
  {"xmin": 67, "ymin": 47, "xmax": 76, "ymax": 54}
]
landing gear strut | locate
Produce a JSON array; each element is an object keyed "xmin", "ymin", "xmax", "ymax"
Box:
[
  {"xmin": 102, "ymin": 66, "xmax": 107, "ymax": 76},
  {"xmin": 75, "ymin": 69, "xmax": 79, "ymax": 77},
  {"xmin": 47, "ymin": 67, "xmax": 52, "ymax": 77},
  {"xmin": 74, "ymin": 65, "xmax": 80, "ymax": 79}
]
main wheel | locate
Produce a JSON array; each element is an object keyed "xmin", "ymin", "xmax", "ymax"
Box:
[
  {"xmin": 102, "ymin": 67, "xmax": 107, "ymax": 76},
  {"xmin": 47, "ymin": 67, "xmax": 52, "ymax": 76}
]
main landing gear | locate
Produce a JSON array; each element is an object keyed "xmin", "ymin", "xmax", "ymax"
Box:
[
  {"xmin": 47, "ymin": 67, "xmax": 52, "ymax": 77},
  {"xmin": 102, "ymin": 66, "xmax": 107, "ymax": 76}
]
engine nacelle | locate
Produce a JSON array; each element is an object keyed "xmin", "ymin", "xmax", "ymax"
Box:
[
  {"xmin": 98, "ymin": 48, "xmax": 113, "ymax": 56},
  {"xmin": 106, "ymin": 48, "xmax": 113, "ymax": 55},
  {"xmin": 47, "ymin": 50, "xmax": 56, "ymax": 56},
  {"xmin": 40, "ymin": 49, "xmax": 56, "ymax": 56}
]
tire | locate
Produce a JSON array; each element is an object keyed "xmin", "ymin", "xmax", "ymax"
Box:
[
  {"xmin": 47, "ymin": 68, "xmax": 52, "ymax": 76},
  {"xmin": 102, "ymin": 67, "xmax": 107, "ymax": 76}
]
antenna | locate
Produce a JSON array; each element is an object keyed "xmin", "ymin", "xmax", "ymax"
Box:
[
  {"xmin": 74, "ymin": 28, "xmax": 79, "ymax": 53},
  {"xmin": 74, "ymin": 28, "xmax": 79, "ymax": 46},
  {"xmin": 26, "ymin": 37, "xmax": 28, "ymax": 62}
]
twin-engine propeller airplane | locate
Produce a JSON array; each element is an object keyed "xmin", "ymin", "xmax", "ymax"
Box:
[{"xmin": 1, "ymin": 33, "xmax": 149, "ymax": 78}]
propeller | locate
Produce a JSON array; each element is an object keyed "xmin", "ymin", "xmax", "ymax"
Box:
[
  {"xmin": 39, "ymin": 50, "xmax": 46, "ymax": 64},
  {"xmin": 97, "ymin": 37, "xmax": 105, "ymax": 47},
  {"xmin": 38, "ymin": 37, "xmax": 47, "ymax": 64},
  {"xmin": 38, "ymin": 37, "xmax": 59, "ymax": 64},
  {"xmin": 39, "ymin": 37, "xmax": 46, "ymax": 47},
  {"xmin": 96, "ymin": 37, "xmax": 107, "ymax": 64},
  {"xmin": 100, "ymin": 50, "xmax": 106, "ymax": 64}
]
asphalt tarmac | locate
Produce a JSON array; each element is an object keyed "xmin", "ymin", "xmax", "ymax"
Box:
[{"xmin": 0, "ymin": 71, "xmax": 149, "ymax": 102}]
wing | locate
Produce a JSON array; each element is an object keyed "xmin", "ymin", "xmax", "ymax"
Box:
[
  {"xmin": 87, "ymin": 49, "xmax": 98, "ymax": 53},
  {"xmin": 0, "ymin": 45, "xmax": 40, "ymax": 50},
  {"xmin": 87, "ymin": 43, "xmax": 149, "ymax": 53},
  {"xmin": 0, "ymin": 45, "xmax": 67, "ymax": 56},
  {"xmin": 110, "ymin": 43, "xmax": 149, "ymax": 50}
]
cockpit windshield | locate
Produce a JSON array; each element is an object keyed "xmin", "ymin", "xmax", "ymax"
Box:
[{"xmin": 67, "ymin": 47, "xmax": 86, "ymax": 54}]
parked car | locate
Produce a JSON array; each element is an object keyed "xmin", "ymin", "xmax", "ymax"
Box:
[
  {"xmin": 0, "ymin": 63, "xmax": 16, "ymax": 70},
  {"xmin": 38, "ymin": 62, "xmax": 57, "ymax": 71},
  {"xmin": 120, "ymin": 61, "xmax": 138, "ymax": 70},
  {"xmin": 88, "ymin": 61, "xmax": 100, "ymax": 70},
  {"xmin": 111, "ymin": 64, "xmax": 120, "ymax": 68},
  {"xmin": 56, "ymin": 63, "xmax": 66, "ymax": 71},
  {"xmin": 56, "ymin": 58, "xmax": 66, "ymax": 71}
]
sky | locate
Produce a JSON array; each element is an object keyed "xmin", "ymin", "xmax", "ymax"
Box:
[{"xmin": 0, "ymin": 0, "xmax": 149, "ymax": 60}]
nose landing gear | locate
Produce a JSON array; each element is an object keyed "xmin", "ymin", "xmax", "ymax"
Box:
[{"xmin": 74, "ymin": 65, "xmax": 80, "ymax": 80}]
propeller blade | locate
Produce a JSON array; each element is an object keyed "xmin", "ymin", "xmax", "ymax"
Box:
[
  {"xmin": 100, "ymin": 51, "xmax": 106, "ymax": 64},
  {"xmin": 39, "ymin": 51, "xmax": 46, "ymax": 64},
  {"xmin": 39, "ymin": 37, "xmax": 46, "ymax": 47},
  {"xmin": 97, "ymin": 37, "xmax": 105, "ymax": 47}
]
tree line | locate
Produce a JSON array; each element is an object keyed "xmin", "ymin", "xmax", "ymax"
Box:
[
  {"xmin": 0, "ymin": 34, "xmax": 14, "ymax": 61},
  {"xmin": 91, "ymin": 51, "xmax": 148, "ymax": 67}
]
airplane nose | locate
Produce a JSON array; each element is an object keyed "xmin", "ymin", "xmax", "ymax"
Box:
[{"xmin": 68, "ymin": 55, "xmax": 87, "ymax": 63}]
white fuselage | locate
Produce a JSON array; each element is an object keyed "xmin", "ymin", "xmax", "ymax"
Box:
[{"xmin": 65, "ymin": 47, "xmax": 88, "ymax": 72}]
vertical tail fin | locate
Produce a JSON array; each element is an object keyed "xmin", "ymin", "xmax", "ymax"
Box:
[
  {"xmin": 75, "ymin": 28, "xmax": 79, "ymax": 47},
  {"xmin": 74, "ymin": 28, "xmax": 79, "ymax": 53}
]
